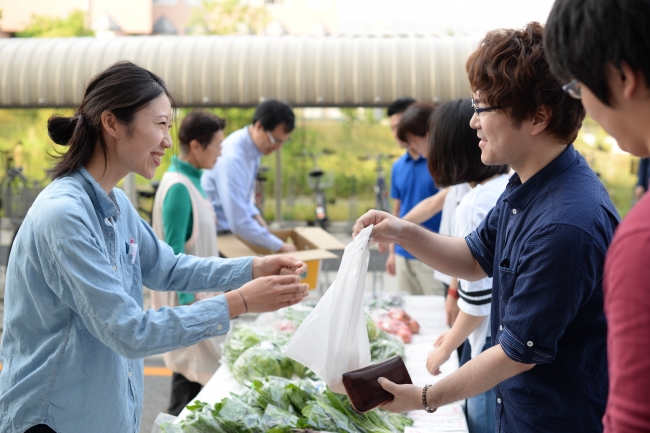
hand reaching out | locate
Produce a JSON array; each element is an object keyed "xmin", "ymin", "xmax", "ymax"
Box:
[
  {"xmin": 252, "ymin": 255, "xmax": 306, "ymax": 279},
  {"xmin": 420, "ymin": 331, "xmax": 452, "ymax": 376},
  {"xmin": 352, "ymin": 210, "xmax": 409, "ymax": 245}
]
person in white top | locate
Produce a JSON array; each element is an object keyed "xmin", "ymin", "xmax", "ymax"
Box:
[{"xmin": 422, "ymin": 99, "xmax": 509, "ymax": 433}]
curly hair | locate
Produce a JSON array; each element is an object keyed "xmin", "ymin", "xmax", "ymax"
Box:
[{"xmin": 466, "ymin": 22, "xmax": 585, "ymax": 144}]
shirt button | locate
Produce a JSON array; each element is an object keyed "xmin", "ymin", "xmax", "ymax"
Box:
[
  {"xmin": 128, "ymin": 371, "xmax": 132, "ymax": 377},
  {"xmin": 112, "ymin": 265, "xmax": 117, "ymax": 271},
  {"xmin": 512, "ymin": 209, "xmax": 517, "ymax": 215},
  {"xmin": 217, "ymin": 324, "xmax": 223, "ymax": 331},
  {"xmin": 527, "ymin": 341, "xmax": 534, "ymax": 347},
  {"xmin": 499, "ymin": 325, "xmax": 503, "ymax": 331},
  {"xmin": 497, "ymin": 398, "xmax": 502, "ymax": 404}
]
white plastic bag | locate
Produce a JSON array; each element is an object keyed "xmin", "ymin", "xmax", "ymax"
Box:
[{"xmin": 284, "ymin": 225, "xmax": 373, "ymax": 394}]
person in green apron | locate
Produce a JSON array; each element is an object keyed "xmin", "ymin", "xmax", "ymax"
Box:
[{"xmin": 151, "ymin": 110, "xmax": 227, "ymax": 415}]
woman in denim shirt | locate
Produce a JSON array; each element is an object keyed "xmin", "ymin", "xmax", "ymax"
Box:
[{"xmin": 0, "ymin": 61, "xmax": 309, "ymax": 433}]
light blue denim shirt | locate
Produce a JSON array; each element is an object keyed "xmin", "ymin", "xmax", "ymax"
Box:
[
  {"xmin": 201, "ymin": 126, "xmax": 284, "ymax": 251},
  {"xmin": 0, "ymin": 167, "xmax": 253, "ymax": 433}
]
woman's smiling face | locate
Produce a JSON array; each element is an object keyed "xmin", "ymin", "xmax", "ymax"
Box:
[{"xmin": 112, "ymin": 93, "xmax": 173, "ymax": 180}]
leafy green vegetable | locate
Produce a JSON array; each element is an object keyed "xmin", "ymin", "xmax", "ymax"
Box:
[
  {"xmin": 253, "ymin": 378, "xmax": 295, "ymax": 412},
  {"xmin": 266, "ymin": 426, "xmax": 294, "ymax": 433},
  {"xmin": 232, "ymin": 342, "xmax": 294, "ymax": 382},
  {"xmin": 286, "ymin": 382, "xmax": 314, "ymax": 412},
  {"xmin": 262, "ymin": 404, "xmax": 300, "ymax": 429},
  {"xmin": 172, "ymin": 376, "xmax": 413, "ymax": 433},
  {"xmin": 291, "ymin": 359, "xmax": 308, "ymax": 379},
  {"xmin": 171, "ymin": 305, "xmax": 411, "ymax": 432},
  {"xmin": 366, "ymin": 314, "xmax": 380, "ymax": 341},
  {"xmin": 278, "ymin": 305, "xmax": 313, "ymax": 327},
  {"xmin": 223, "ymin": 325, "xmax": 290, "ymax": 369},
  {"xmin": 370, "ymin": 331, "xmax": 406, "ymax": 363},
  {"xmin": 222, "ymin": 325, "xmax": 263, "ymax": 369}
]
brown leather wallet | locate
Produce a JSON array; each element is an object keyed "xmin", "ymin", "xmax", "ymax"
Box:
[{"xmin": 342, "ymin": 355, "xmax": 412, "ymax": 413}]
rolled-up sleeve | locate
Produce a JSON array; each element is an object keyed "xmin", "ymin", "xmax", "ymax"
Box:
[
  {"xmin": 498, "ymin": 224, "xmax": 604, "ymax": 364},
  {"xmin": 465, "ymin": 205, "xmax": 499, "ymax": 278}
]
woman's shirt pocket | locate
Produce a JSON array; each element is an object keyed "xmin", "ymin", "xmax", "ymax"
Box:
[{"xmin": 119, "ymin": 251, "xmax": 136, "ymax": 295}]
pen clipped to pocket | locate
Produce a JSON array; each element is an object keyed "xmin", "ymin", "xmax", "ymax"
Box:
[{"xmin": 127, "ymin": 238, "xmax": 138, "ymax": 264}]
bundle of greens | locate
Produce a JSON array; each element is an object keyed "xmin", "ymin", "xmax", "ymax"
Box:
[
  {"xmin": 161, "ymin": 377, "xmax": 413, "ymax": 433},
  {"xmin": 232, "ymin": 342, "xmax": 296, "ymax": 383},
  {"xmin": 222, "ymin": 325, "xmax": 291, "ymax": 370},
  {"xmin": 223, "ymin": 309, "xmax": 405, "ymax": 386},
  {"xmin": 370, "ymin": 330, "xmax": 406, "ymax": 363}
]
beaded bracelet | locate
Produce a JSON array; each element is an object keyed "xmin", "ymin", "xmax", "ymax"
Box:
[{"xmin": 422, "ymin": 384, "xmax": 437, "ymax": 413}]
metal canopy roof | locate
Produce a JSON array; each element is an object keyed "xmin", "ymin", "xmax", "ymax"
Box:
[{"xmin": 0, "ymin": 35, "xmax": 479, "ymax": 108}]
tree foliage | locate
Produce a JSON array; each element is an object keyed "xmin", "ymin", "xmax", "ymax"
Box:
[
  {"xmin": 187, "ymin": 0, "xmax": 268, "ymax": 35},
  {"xmin": 16, "ymin": 10, "xmax": 94, "ymax": 38}
]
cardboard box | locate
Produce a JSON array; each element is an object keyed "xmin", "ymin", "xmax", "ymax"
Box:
[{"xmin": 218, "ymin": 227, "xmax": 346, "ymax": 290}]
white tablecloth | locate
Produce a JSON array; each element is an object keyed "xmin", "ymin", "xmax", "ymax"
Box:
[{"xmin": 178, "ymin": 295, "xmax": 468, "ymax": 432}]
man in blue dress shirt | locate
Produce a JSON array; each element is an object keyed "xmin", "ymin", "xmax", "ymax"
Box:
[
  {"xmin": 353, "ymin": 22, "xmax": 619, "ymax": 433},
  {"xmin": 202, "ymin": 99, "xmax": 298, "ymax": 253}
]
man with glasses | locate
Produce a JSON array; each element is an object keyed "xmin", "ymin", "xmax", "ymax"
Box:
[
  {"xmin": 545, "ymin": 1, "xmax": 650, "ymax": 430},
  {"xmin": 202, "ymin": 99, "xmax": 297, "ymax": 252},
  {"xmin": 353, "ymin": 22, "xmax": 618, "ymax": 433}
]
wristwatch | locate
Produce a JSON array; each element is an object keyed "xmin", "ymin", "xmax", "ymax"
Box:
[{"xmin": 447, "ymin": 287, "xmax": 460, "ymax": 300}]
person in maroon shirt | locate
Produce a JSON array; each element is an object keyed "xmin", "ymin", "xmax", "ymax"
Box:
[{"xmin": 545, "ymin": 1, "xmax": 650, "ymax": 431}]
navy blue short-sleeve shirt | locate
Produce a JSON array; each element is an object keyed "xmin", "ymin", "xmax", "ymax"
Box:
[{"xmin": 466, "ymin": 145, "xmax": 619, "ymax": 433}]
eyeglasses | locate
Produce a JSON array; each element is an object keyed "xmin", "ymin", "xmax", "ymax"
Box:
[
  {"xmin": 267, "ymin": 131, "xmax": 289, "ymax": 146},
  {"xmin": 562, "ymin": 79, "xmax": 582, "ymax": 99},
  {"xmin": 471, "ymin": 99, "xmax": 512, "ymax": 116}
]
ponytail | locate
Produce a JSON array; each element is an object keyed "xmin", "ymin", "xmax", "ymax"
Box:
[{"xmin": 47, "ymin": 115, "xmax": 78, "ymax": 146}]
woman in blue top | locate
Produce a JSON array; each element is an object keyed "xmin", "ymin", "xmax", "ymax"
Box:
[{"xmin": 0, "ymin": 61, "xmax": 309, "ymax": 433}]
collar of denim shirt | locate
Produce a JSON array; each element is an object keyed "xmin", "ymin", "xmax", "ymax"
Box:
[
  {"xmin": 503, "ymin": 144, "xmax": 578, "ymax": 211},
  {"xmin": 70, "ymin": 166, "xmax": 121, "ymax": 221}
]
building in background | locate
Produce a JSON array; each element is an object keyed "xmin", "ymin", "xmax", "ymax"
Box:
[
  {"xmin": 0, "ymin": 0, "xmax": 340, "ymax": 37},
  {"xmin": 0, "ymin": 0, "xmax": 152, "ymax": 37}
]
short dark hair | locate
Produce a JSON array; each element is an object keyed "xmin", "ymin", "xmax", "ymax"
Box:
[
  {"xmin": 47, "ymin": 61, "xmax": 175, "ymax": 179},
  {"xmin": 396, "ymin": 102, "xmax": 435, "ymax": 143},
  {"xmin": 387, "ymin": 97, "xmax": 416, "ymax": 117},
  {"xmin": 466, "ymin": 22, "xmax": 585, "ymax": 144},
  {"xmin": 178, "ymin": 110, "xmax": 226, "ymax": 153},
  {"xmin": 252, "ymin": 99, "xmax": 295, "ymax": 133},
  {"xmin": 545, "ymin": 0, "xmax": 650, "ymax": 106},
  {"xmin": 428, "ymin": 99, "xmax": 509, "ymax": 188}
]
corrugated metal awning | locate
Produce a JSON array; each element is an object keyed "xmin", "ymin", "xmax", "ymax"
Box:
[{"xmin": 0, "ymin": 35, "xmax": 479, "ymax": 108}]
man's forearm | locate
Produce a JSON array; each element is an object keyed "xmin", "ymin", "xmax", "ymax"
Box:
[
  {"xmin": 398, "ymin": 223, "xmax": 486, "ymax": 281},
  {"xmin": 428, "ymin": 344, "xmax": 534, "ymax": 408}
]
